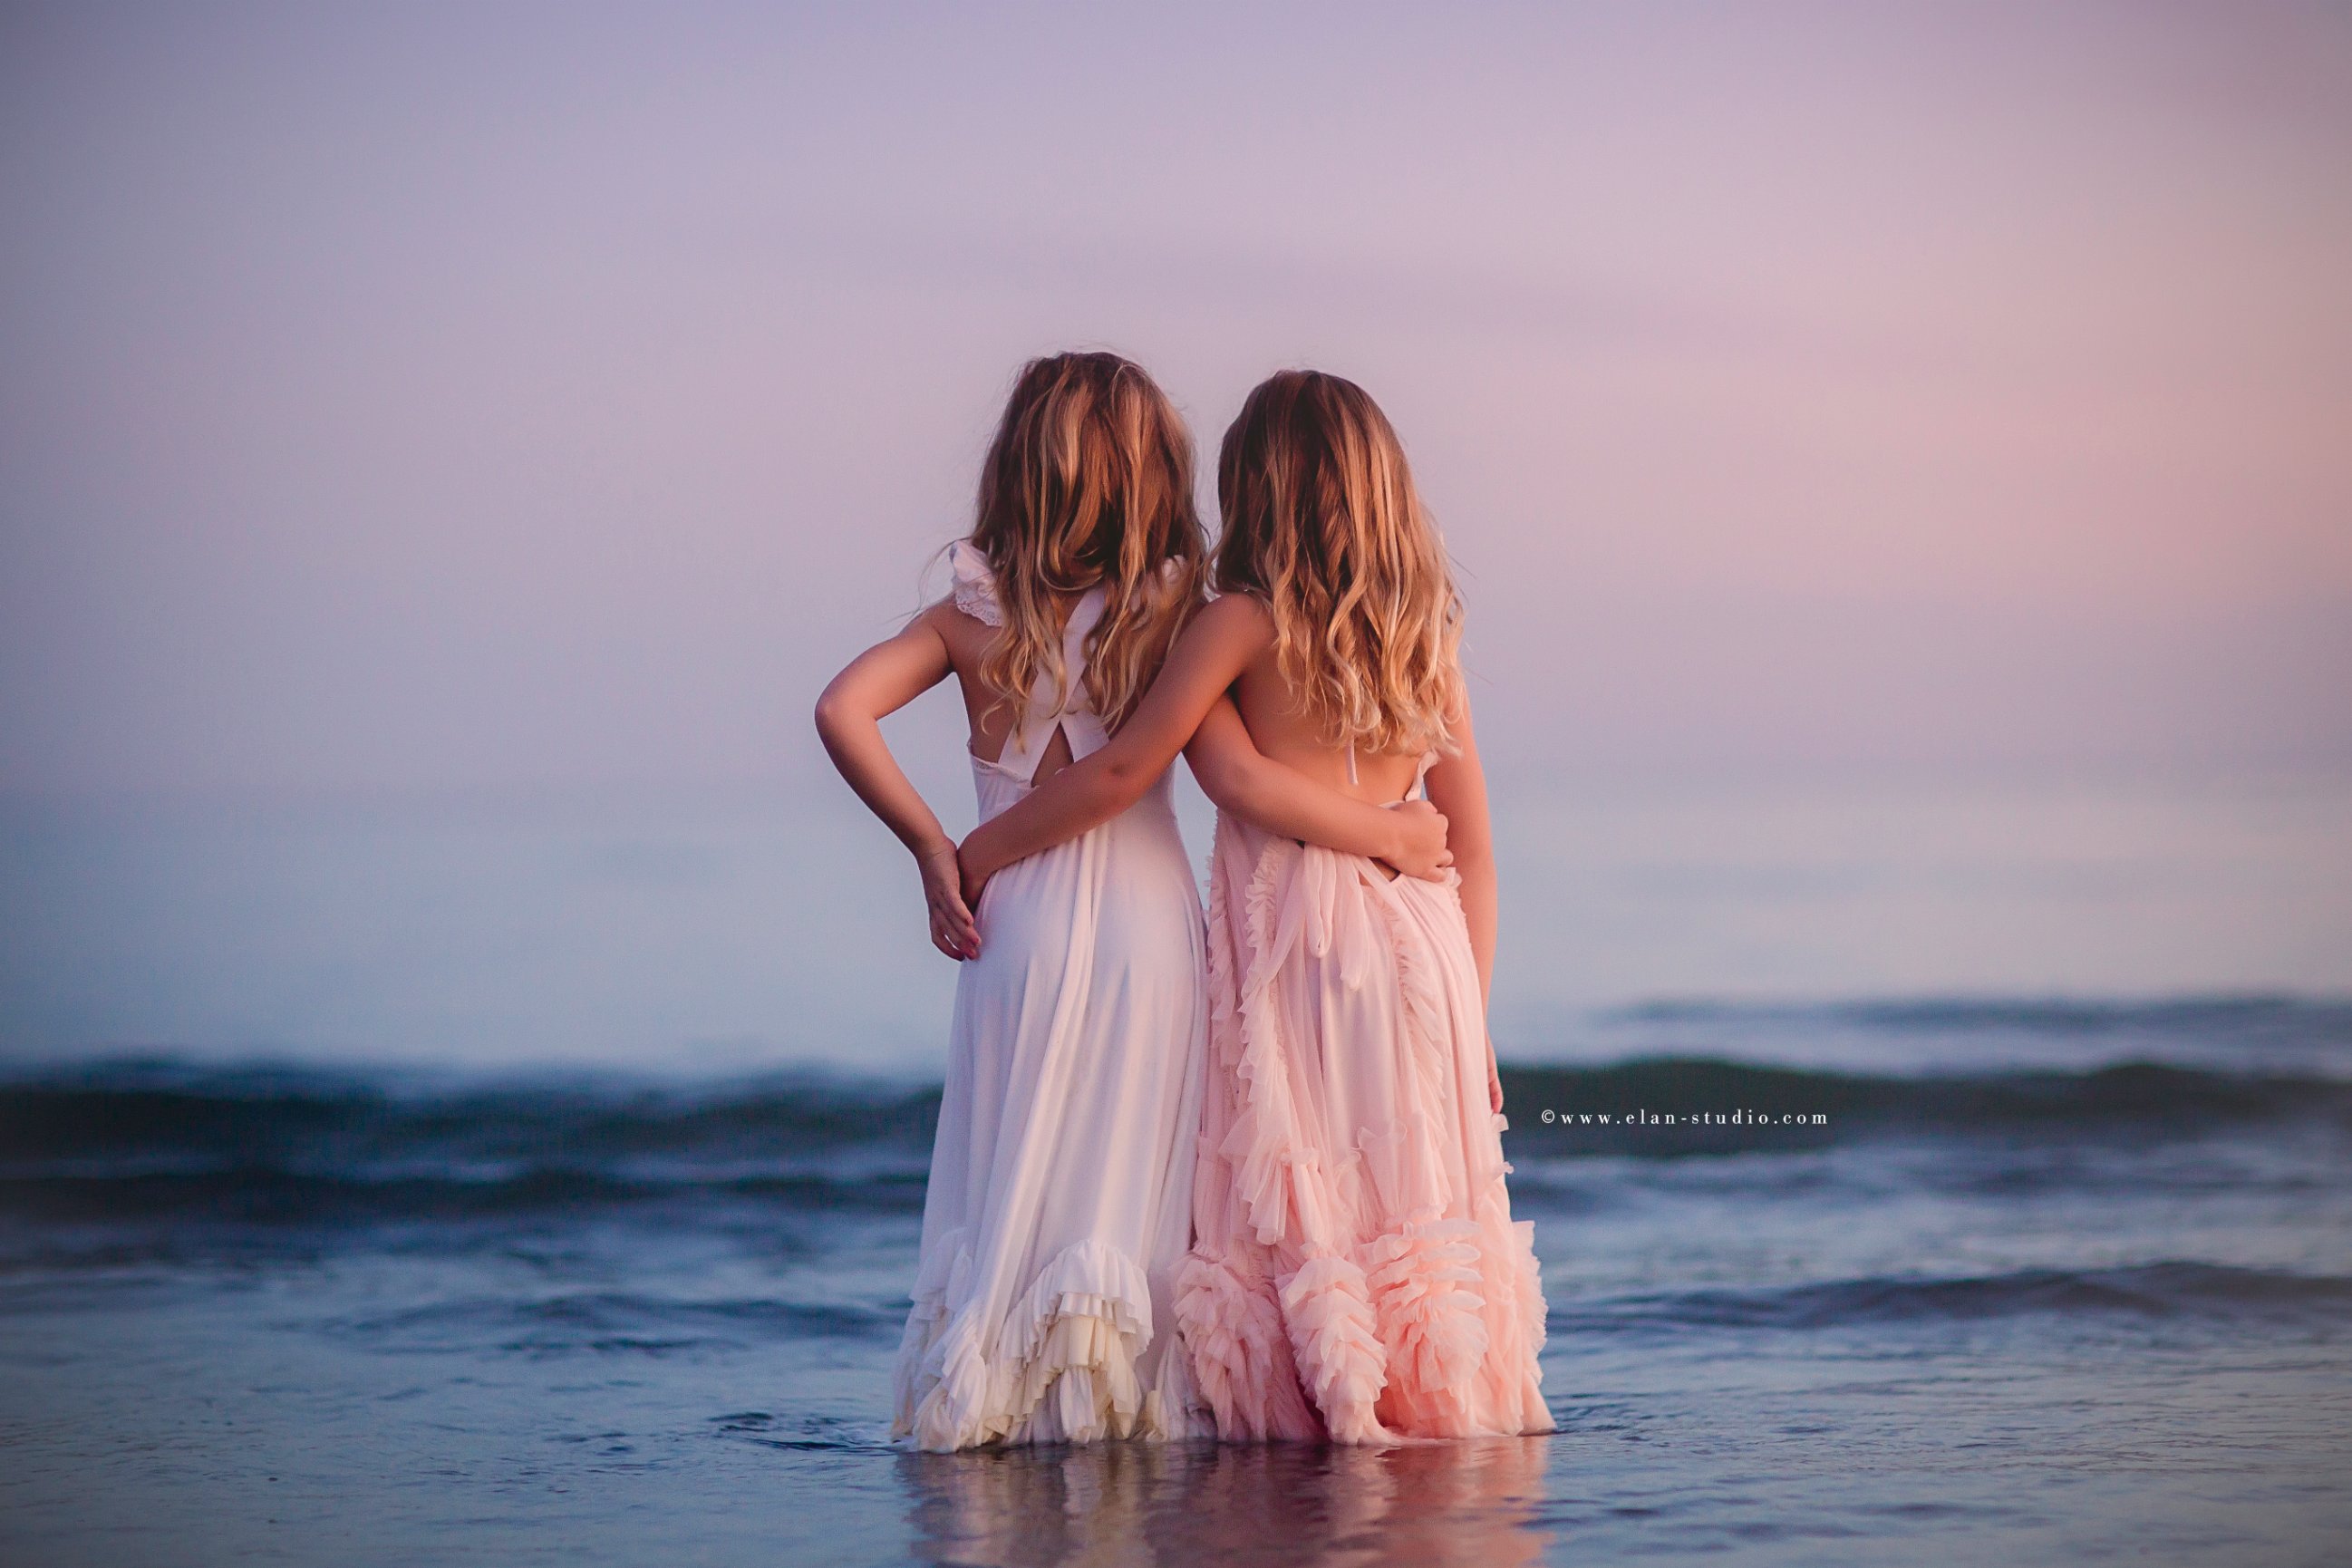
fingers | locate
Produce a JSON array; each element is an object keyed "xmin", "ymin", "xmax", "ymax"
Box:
[
  {"xmin": 931, "ymin": 908, "xmax": 960, "ymax": 960},
  {"xmin": 929, "ymin": 900, "xmax": 980, "ymax": 961},
  {"xmin": 938, "ymin": 890, "xmax": 980, "ymax": 950}
]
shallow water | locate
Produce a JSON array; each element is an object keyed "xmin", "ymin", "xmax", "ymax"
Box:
[{"xmin": 4, "ymin": 1008, "xmax": 2349, "ymax": 1565}]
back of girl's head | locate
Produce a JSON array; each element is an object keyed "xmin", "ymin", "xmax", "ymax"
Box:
[
  {"xmin": 970, "ymin": 351, "xmax": 1207, "ymax": 728},
  {"xmin": 1215, "ymin": 369, "xmax": 1466, "ymax": 755}
]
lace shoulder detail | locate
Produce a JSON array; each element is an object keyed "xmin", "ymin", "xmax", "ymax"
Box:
[{"xmin": 946, "ymin": 539, "xmax": 1002, "ymax": 626}]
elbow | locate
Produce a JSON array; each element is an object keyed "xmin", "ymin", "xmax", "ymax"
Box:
[
  {"xmin": 811, "ymin": 683, "xmax": 856, "ymax": 750},
  {"xmin": 1195, "ymin": 779, "xmax": 1248, "ymax": 818},
  {"xmin": 1096, "ymin": 754, "xmax": 1157, "ymax": 811},
  {"xmin": 1185, "ymin": 756, "xmax": 1246, "ymax": 815}
]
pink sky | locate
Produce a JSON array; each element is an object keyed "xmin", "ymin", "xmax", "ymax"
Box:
[{"xmin": 3, "ymin": 2, "xmax": 2347, "ymax": 799}]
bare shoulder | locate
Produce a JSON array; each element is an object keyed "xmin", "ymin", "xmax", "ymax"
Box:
[
  {"xmin": 1188, "ymin": 591, "xmax": 1275, "ymax": 647},
  {"xmin": 914, "ymin": 597, "xmax": 989, "ymax": 664}
]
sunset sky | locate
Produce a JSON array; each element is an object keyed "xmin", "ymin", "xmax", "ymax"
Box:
[{"xmin": 5, "ymin": 2, "xmax": 2347, "ymax": 801}]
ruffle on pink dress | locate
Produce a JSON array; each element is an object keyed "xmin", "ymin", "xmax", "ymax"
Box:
[{"xmin": 1175, "ymin": 787, "xmax": 1554, "ymax": 1443}]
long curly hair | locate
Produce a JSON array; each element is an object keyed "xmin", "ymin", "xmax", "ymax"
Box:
[
  {"xmin": 966, "ymin": 352, "xmax": 1208, "ymax": 731},
  {"xmin": 1214, "ymin": 369, "xmax": 1466, "ymax": 756}
]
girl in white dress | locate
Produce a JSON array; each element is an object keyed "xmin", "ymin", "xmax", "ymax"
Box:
[{"xmin": 814, "ymin": 353, "xmax": 1451, "ymax": 1451}]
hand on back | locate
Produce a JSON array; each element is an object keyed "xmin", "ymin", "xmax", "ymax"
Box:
[
  {"xmin": 919, "ymin": 842, "xmax": 981, "ymax": 961},
  {"xmin": 1384, "ymin": 799, "xmax": 1454, "ymax": 881}
]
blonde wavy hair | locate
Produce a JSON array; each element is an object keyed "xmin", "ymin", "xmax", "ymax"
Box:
[
  {"xmin": 1215, "ymin": 370, "xmax": 1466, "ymax": 756},
  {"xmin": 966, "ymin": 352, "xmax": 1208, "ymax": 731}
]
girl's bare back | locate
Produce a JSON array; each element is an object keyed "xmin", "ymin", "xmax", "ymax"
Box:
[
  {"xmin": 929, "ymin": 594, "xmax": 1081, "ymax": 786},
  {"xmin": 1227, "ymin": 621, "xmax": 1426, "ymax": 808}
]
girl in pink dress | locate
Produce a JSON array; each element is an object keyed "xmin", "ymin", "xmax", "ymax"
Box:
[
  {"xmin": 816, "ymin": 354, "xmax": 1452, "ymax": 1450},
  {"xmin": 961, "ymin": 369, "xmax": 1553, "ymax": 1443}
]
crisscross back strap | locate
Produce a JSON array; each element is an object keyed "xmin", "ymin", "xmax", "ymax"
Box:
[{"xmin": 995, "ymin": 584, "xmax": 1108, "ymax": 778}]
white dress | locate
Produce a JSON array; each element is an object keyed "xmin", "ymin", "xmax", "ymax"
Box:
[{"xmin": 891, "ymin": 542, "xmax": 1212, "ymax": 1450}]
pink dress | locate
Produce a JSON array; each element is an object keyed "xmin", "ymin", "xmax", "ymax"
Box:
[{"xmin": 1174, "ymin": 756, "xmax": 1554, "ymax": 1443}]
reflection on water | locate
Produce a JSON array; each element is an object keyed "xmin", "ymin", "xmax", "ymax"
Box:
[{"xmin": 898, "ymin": 1437, "xmax": 1552, "ymax": 1568}]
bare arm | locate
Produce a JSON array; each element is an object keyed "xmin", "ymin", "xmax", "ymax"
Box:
[
  {"xmin": 812, "ymin": 603, "xmax": 979, "ymax": 961},
  {"xmin": 1422, "ymin": 701, "xmax": 1501, "ymax": 1111},
  {"xmin": 956, "ymin": 595, "xmax": 1268, "ymax": 893},
  {"xmin": 1423, "ymin": 702, "xmax": 1495, "ymax": 999},
  {"xmin": 959, "ymin": 596, "xmax": 1455, "ymax": 893},
  {"xmin": 1183, "ymin": 696, "xmax": 1451, "ymax": 877}
]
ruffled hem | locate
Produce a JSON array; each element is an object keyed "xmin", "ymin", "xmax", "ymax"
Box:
[
  {"xmin": 1172, "ymin": 1250, "xmax": 1320, "ymax": 1441},
  {"xmin": 1472, "ymin": 1188, "xmax": 1556, "ymax": 1437},
  {"xmin": 1186, "ymin": 816, "xmax": 1553, "ymax": 1444},
  {"xmin": 1365, "ymin": 1217, "xmax": 1489, "ymax": 1436},
  {"xmin": 1282, "ymin": 1253, "xmax": 1392, "ymax": 1443},
  {"xmin": 1181, "ymin": 1219, "xmax": 1548, "ymax": 1444},
  {"xmin": 892, "ymin": 1237, "xmax": 1201, "ymax": 1452}
]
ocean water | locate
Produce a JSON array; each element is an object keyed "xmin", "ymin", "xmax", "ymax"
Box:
[
  {"xmin": 2, "ymin": 773, "xmax": 2348, "ymax": 1563},
  {"xmin": 3, "ymin": 1007, "xmax": 2349, "ymax": 1566}
]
